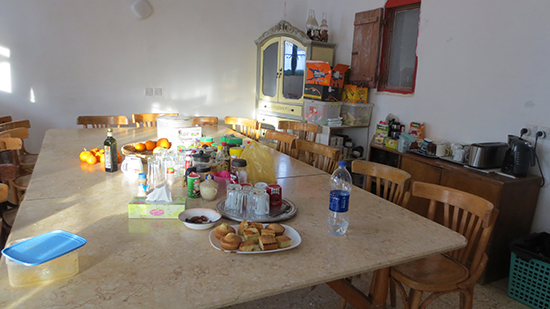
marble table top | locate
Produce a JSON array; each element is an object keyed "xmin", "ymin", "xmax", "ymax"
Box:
[{"xmin": 0, "ymin": 127, "xmax": 466, "ymax": 308}]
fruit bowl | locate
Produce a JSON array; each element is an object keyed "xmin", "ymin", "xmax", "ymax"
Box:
[
  {"xmin": 178, "ymin": 208, "xmax": 221, "ymax": 230},
  {"xmin": 121, "ymin": 142, "xmax": 154, "ymax": 163}
]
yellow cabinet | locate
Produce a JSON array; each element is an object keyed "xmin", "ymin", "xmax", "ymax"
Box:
[{"xmin": 255, "ymin": 20, "xmax": 335, "ymax": 121}]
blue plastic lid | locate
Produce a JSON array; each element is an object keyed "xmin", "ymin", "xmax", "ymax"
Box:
[
  {"xmin": 338, "ymin": 161, "xmax": 347, "ymax": 167},
  {"xmin": 1, "ymin": 230, "xmax": 87, "ymax": 266},
  {"xmin": 138, "ymin": 173, "xmax": 146, "ymax": 179}
]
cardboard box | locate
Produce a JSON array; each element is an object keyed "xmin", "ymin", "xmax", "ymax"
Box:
[
  {"xmin": 304, "ymin": 84, "xmax": 342, "ymax": 101},
  {"xmin": 305, "ymin": 61, "xmax": 332, "ymax": 86},
  {"xmin": 342, "ymin": 85, "xmax": 368, "ymax": 103},
  {"xmin": 331, "ymin": 64, "xmax": 350, "ymax": 88},
  {"xmin": 128, "ymin": 196, "xmax": 186, "ymax": 219}
]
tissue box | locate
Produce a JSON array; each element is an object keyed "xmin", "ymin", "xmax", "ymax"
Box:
[{"xmin": 128, "ymin": 196, "xmax": 186, "ymax": 219}]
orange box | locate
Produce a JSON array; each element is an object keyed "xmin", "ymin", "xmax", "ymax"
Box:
[
  {"xmin": 305, "ymin": 61, "xmax": 332, "ymax": 86},
  {"xmin": 331, "ymin": 64, "xmax": 350, "ymax": 88}
]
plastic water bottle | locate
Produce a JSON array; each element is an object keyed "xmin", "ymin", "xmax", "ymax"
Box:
[{"xmin": 327, "ymin": 161, "xmax": 352, "ymax": 235}]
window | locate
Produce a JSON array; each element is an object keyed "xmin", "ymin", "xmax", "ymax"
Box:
[
  {"xmin": 349, "ymin": 0, "xmax": 420, "ymax": 94},
  {"xmin": 378, "ymin": 0, "xmax": 420, "ymax": 94}
]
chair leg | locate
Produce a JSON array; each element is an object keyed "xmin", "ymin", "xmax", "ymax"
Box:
[
  {"xmin": 408, "ymin": 289, "xmax": 423, "ymax": 309},
  {"xmin": 338, "ymin": 276, "xmax": 354, "ymax": 309},
  {"xmin": 390, "ymin": 278, "xmax": 396, "ymax": 307},
  {"xmin": 459, "ymin": 287, "xmax": 474, "ymax": 309}
]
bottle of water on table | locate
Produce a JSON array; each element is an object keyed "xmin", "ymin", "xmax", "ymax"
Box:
[{"xmin": 327, "ymin": 161, "xmax": 352, "ymax": 235}]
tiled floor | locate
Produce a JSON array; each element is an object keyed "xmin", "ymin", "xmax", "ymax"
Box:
[{"xmin": 223, "ymin": 273, "xmax": 531, "ymax": 309}]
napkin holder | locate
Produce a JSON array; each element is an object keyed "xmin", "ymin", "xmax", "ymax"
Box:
[{"xmin": 128, "ymin": 185, "xmax": 186, "ymax": 219}]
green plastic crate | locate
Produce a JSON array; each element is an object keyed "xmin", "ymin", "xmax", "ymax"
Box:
[{"xmin": 508, "ymin": 233, "xmax": 550, "ymax": 309}]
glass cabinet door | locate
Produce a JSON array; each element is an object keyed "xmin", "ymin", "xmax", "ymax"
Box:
[
  {"xmin": 260, "ymin": 38, "xmax": 279, "ymax": 100},
  {"xmin": 281, "ymin": 38, "xmax": 306, "ymax": 101}
]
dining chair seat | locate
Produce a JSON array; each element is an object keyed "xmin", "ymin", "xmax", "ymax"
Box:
[{"xmin": 391, "ymin": 254, "xmax": 469, "ymax": 292}]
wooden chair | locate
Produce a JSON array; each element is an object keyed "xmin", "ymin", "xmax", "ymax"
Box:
[
  {"xmin": 132, "ymin": 113, "xmax": 179, "ymax": 127},
  {"xmin": 77, "ymin": 115, "xmax": 129, "ymax": 128},
  {"xmin": 193, "ymin": 116, "xmax": 218, "ymax": 126},
  {"xmin": 294, "ymin": 139, "xmax": 341, "ymax": 173},
  {"xmin": 352, "ymin": 160, "xmax": 411, "ymax": 205},
  {"xmin": 265, "ymin": 130, "xmax": 297, "ymax": 156},
  {"xmin": 0, "ymin": 143, "xmax": 29, "ymax": 206},
  {"xmin": 224, "ymin": 116, "xmax": 260, "ymax": 140},
  {"xmin": 0, "ymin": 182, "xmax": 9, "ymax": 248},
  {"xmin": 0, "ymin": 119, "xmax": 31, "ymax": 131},
  {"xmin": 278, "ymin": 121, "xmax": 320, "ymax": 142},
  {"xmin": 0, "ymin": 127, "xmax": 37, "ymax": 173},
  {"xmin": 390, "ymin": 181, "xmax": 499, "ymax": 309},
  {"xmin": 0, "ymin": 116, "xmax": 12, "ymax": 124}
]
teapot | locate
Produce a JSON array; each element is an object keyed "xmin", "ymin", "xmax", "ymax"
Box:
[{"xmin": 121, "ymin": 154, "xmax": 144, "ymax": 179}]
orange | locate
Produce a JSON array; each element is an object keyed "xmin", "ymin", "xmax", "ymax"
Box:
[
  {"xmin": 135, "ymin": 142, "xmax": 146, "ymax": 152},
  {"xmin": 152, "ymin": 146, "xmax": 166, "ymax": 154},
  {"xmin": 117, "ymin": 153, "xmax": 122, "ymax": 162},
  {"xmin": 156, "ymin": 138, "xmax": 170, "ymax": 149},
  {"xmin": 145, "ymin": 140, "xmax": 156, "ymax": 151},
  {"xmin": 79, "ymin": 150, "xmax": 92, "ymax": 162},
  {"xmin": 90, "ymin": 147, "xmax": 100, "ymax": 155},
  {"xmin": 86, "ymin": 155, "xmax": 98, "ymax": 165},
  {"xmin": 97, "ymin": 153, "xmax": 105, "ymax": 163}
]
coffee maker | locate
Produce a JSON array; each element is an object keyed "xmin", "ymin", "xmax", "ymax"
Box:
[{"xmin": 501, "ymin": 135, "xmax": 535, "ymax": 177}]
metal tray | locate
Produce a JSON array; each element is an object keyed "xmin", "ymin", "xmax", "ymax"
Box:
[{"xmin": 216, "ymin": 198, "xmax": 297, "ymax": 223}]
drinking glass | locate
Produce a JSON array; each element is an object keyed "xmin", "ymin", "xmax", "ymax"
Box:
[
  {"xmin": 225, "ymin": 184, "xmax": 242, "ymax": 215},
  {"xmin": 147, "ymin": 156, "xmax": 164, "ymax": 189},
  {"xmin": 251, "ymin": 188, "xmax": 270, "ymax": 219},
  {"xmin": 241, "ymin": 185, "xmax": 254, "ymax": 219}
]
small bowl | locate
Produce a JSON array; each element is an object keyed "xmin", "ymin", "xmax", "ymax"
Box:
[{"xmin": 178, "ymin": 208, "xmax": 221, "ymax": 230}]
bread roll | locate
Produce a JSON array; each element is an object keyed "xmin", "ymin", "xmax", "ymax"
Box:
[
  {"xmin": 243, "ymin": 227, "xmax": 260, "ymax": 244},
  {"xmin": 215, "ymin": 223, "xmax": 235, "ymax": 239},
  {"xmin": 220, "ymin": 233, "xmax": 242, "ymax": 250},
  {"xmin": 265, "ymin": 223, "xmax": 285, "ymax": 236},
  {"xmin": 259, "ymin": 235, "xmax": 278, "ymax": 251},
  {"xmin": 239, "ymin": 240, "xmax": 254, "ymax": 252}
]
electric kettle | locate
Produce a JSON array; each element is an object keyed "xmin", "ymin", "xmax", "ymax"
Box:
[{"xmin": 500, "ymin": 135, "xmax": 535, "ymax": 177}]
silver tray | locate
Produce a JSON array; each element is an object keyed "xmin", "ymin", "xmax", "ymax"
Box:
[{"xmin": 216, "ymin": 198, "xmax": 297, "ymax": 223}]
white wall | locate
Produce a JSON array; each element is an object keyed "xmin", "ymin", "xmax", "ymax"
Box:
[{"xmin": 1, "ymin": 0, "xmax": 549, "ymax": 233}]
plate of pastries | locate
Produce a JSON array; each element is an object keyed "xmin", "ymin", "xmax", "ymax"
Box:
[{"xmin": 209, "ymin": 220, "xmax": 301, "ymax": 253}]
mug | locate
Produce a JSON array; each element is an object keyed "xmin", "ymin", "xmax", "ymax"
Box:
[
  {"xmin": 435, "ymin": 143, "xmax": 452, "ymax": 157},
  {"xmin": 121, "ymin": 155, "xmax": 143, "ymax": 179},
  {"xmin": 453, "ymin": 148, "xmax": 465, "ymax": 162}
]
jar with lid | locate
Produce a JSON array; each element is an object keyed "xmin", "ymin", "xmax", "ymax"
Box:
[
  {"xmin": 196, "ymin": 164, "xmax": 213, "ymax": 181},
  {"xmin": 200, "ymin": 174, "xmax": 219, "ymax": 201},
  {"xmin": 230, "ymin": 159, "xmax": 247, "ymax": 184}
]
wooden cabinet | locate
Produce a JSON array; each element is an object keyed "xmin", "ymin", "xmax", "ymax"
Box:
[
  {"xmin": 255, "ymin": 20, "xmax": 335, "ymax": 122},
  {"xmin": 370, "ymin": 142, "xmax": 541, "ymax": 284}
]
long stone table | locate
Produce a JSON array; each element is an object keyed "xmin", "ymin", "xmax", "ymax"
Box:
[{"xmin": 0, "ymin": 127, "xmax": 465, "ymax": 308}]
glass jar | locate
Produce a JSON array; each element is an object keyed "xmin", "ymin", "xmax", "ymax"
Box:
[{"xmin": 230, "ymin": 159, "xmax": 247, "ymax": 184}]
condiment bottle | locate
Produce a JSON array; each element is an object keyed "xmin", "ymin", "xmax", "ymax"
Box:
[
  {"xmin": 104, "ymin": 128, "xmax": 118, "ymax": 172},
  {"xmin": 137, "ymin": 173, "xmax": 148, "ymax": 197}
]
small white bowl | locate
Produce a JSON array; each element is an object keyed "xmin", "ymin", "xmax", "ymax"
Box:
[{"xmin": 178, "ymin": 208, "xmax": 222, "ymax": 230}]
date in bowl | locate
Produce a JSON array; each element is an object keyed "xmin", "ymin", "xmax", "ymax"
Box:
[{"xmin": 178, "ymin": 208, "xmax": 221, "ymax": 230}]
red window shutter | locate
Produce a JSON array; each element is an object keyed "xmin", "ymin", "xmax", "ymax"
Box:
[{"xmin": 349, "ymin": 8, "xmax": 383, "ymax": 88}]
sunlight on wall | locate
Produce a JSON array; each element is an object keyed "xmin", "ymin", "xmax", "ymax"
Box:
[
  {"xmin": 0, "ymin": 45, "xmax": 11, "ymax": 93},
  {"xmin": 30, "ymin": 88, "xmax": 35, "ymax": 103}
]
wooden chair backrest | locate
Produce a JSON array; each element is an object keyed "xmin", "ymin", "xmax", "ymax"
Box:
[
  {"xmin": 224, "ymin": 116, "xmax": 260, "ymax": 140},
  {"xmin": 132, "ymin": 113, "xmax": 179, "ymax": 127},
  {"xmin": 265, "ymin": 130, "xmax": 297, "ymax": 156},
  {"xmin": 77, "ymin": 116, "xmax": 129, "ymax": 128},
  {"xmin": 295, "ymin": 139, "xmax": 341, "ymax": 173},
  {"xmin": 352, "ymin": 160, "xmax": 411, "ymax": 205},
  {"xmin": 193, "ymin": 116, "xmax": 219, "ymax": 126},
  {"xmin": 0, "ymin": 116, "xmax": 13, "ymax": 124},
  {"xmin": 278, "ymin": 121, "xmax": 319, "ymax": 142},
  {"xmin": 0, "ymin": 127, "xmax": 30, "ymax": 139},
  {"xmin": 0, "ymin": 120, "xmax": 31, "ymax": 132},
  {"xmin": 403, "ymin": 181, "xmax": 498, "ymax": 274},
  {"xmin": 0, "ymin": 138, "xmax": 23, "ymax": 150}
]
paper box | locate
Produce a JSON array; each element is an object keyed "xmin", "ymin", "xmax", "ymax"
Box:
[
  {"xmin": 128, "ymin": 196, "xmax": 186, "ymax": 219},
  {"xmin": 342, "ymin": 85, "xmax": 368, "ymax": 103},
  {"xmin": 331, "ymin": 64, "xmax": 350, "ymax": 88},
  {"xmin": 304, "ymin": 84, "xmax": 342, "ymax": 101},
  {"xmin": 305, "ymin": 61, "xmax": 332, "ymax": 86}
]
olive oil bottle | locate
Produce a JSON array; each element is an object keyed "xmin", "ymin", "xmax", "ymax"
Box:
[{"xmin": 104, "ymin": 128, "xmax": 118, "ymax": 172}]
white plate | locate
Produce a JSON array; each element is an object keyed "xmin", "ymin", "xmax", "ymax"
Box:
[{"xmin": 208, "ymin": 224, "xmax": 301, "ymax": 254}]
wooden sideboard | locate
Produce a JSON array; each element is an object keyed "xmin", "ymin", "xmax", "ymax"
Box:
[{"xmin": 369, "ymin": 141, "xmax": 541, "ymax": 284}]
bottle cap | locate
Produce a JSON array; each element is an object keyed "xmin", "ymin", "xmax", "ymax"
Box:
[
  {"xmin": 138, "ymin": 173, "xmax": 146, "ymax": 179},
  {"xmin": 167, "ymin": 168, "xmax": 175, "ymax": 174},
  {"xmin": 338, "ymin": 161, "xmax": 346, "ymax": 167},
  {"xmin": 231, "ymin": 159, "xmax": 247, "ymax": 167}
]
